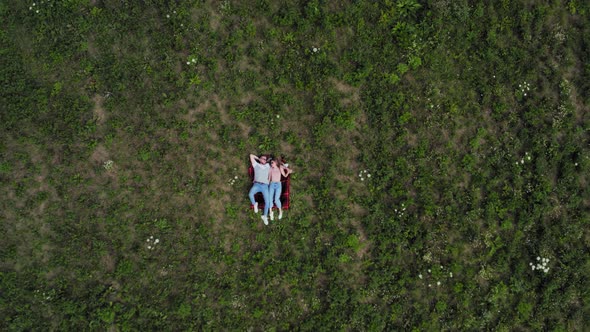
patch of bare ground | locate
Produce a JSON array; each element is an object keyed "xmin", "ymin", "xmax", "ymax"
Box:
[
  {"xmin": 406, "ymin": 128, "xmax": 419, "ymax": 148},
  {"xmin": 456, "ymin": 171, "xmax": 472, "ymax": 190},
  {"xmin": 100, "ymin": 252, "xmax": 117, "ymax": 274},
  {"xmin": 238, "ymin": 92, "xmax": 256, "ymax": 106},
  {"xmin": 185, "ymin": 95, "xmax": 255, "ymax": 140},
  {"xmin": 0, "ymin": 141, "xmax": 58, "ymax": 273},
  {"xmin": 331, "ymin": 78, "xmax": 361, "ymax": 106},
  {"xmin": 90, "ymin": 144, "xmax": 109, "ymax": 164},
  {"xmin": 450, "ymin": 119, "xmax": 470, "ymax": 150},
  {"xmin": 570, "ymin": 86, "xmax": 589, "ymax": 127},
  {"xmin": 237, "ymin": 57, "xmax": 259, "ymax": 74},
  {"xmin": 180, "ymin": 146, "xmax": 238, "ymax": 235},
  {"xmin": 327, "ymin": 129, "xmax": 364, "ymax": 205},
  {"xmin": 212, "ymin": 94, "xmax": 233, "ymax": 124},
  {"xmin": 342, "ymin": 260, "xmax": 367, "ymax": 291},
  {"xmin": 351, "ymin": 219, "xmax": 370, "ymax": 259},
  {"xmin": 89, "ymin": 144, "xmax": 120, "ymax": 186},
  {"xmin": 183, "ymin": 98, "xmax": 211, "ymax": 123},
  {"xmin": 8, "ymin": 140, "xmax": 60, "ymax": 219},
  {"xmin": 92, "ymin": 94, "xmax": 107, "ymax": 124},
  {"xmin": 86, "ymin": 33, "xmax": 99, "ymax": 59},
  {"xmin": 349, "ymin": 202, "xmax": 366, "ymax": 218},
  {"xmin": 209, "ymin": 8, "xmax": 222, "ymax": 31}
]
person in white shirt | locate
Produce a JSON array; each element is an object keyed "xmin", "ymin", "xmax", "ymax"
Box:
[{"xmin": 249, "ymin": 154, "xmax": 271, "ymax": 225}]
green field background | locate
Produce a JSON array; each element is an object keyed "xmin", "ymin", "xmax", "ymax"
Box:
[{"xmin": 1, "ymin": 0, "xmax": 589, "ymax": 330}]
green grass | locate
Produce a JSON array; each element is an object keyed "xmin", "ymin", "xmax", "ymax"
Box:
[{"xmin": 1, "ymin": 0, "xmax": 589, "ymax": 330}]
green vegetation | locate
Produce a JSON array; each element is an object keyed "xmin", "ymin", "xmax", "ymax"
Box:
[{"xmin": 1, "ymin": 0, "xmax": 589, "ymax": 330}]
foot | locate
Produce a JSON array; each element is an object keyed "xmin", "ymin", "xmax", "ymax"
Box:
[
  {"xmin": 270, "ymin": 210, "xmax": 274, "ymax": 221},
  {"xmin": 253, "ymin": 204, "xmax": 258, "ymax": 213},
  {"xmin": 278, "ymin": 209, "xmax": 283, "ymax": 220},
  {"xmin": 262, "ymin": 215, "xmax": 268, "ymax": 225}
]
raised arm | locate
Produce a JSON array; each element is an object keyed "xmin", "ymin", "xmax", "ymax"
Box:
[
  {"xmin": 279, "ymin": 165, "xmax": 292, "ymax": 177},
  {"xmin": 249, "ymin": 154, "xmax": 259, "ymax": 166}
]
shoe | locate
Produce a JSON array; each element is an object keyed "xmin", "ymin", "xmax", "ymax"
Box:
[
  {"xmin": 262, "ymin": 215, "xmax": 268, "ymax": 225},
  {"xmin": 278, "ymin": 209, "xmax": 283, "ymax": 220},
  {"xmin": 270, "ymin": 210, "xmax": 274, "ymax": 221},
  {"xmin": 253, "ymin": 204, "xmax": 258, "ymax": 213}
]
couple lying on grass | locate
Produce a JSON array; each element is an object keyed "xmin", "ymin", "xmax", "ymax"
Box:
[{"xmin": 249, "ymin": 153, "xmax": 293, "ymax": 225}]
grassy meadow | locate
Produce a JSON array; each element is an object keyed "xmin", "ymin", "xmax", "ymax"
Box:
[{"xmin": 1, "ymin": 0, "xmax": 589, "ymax": 330}]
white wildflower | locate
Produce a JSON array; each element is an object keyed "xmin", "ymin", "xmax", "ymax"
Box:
[
  {"xmin": 103, "ymin": 160, "xmax": 114, "ymax": 170},
  {"xmin": 418, "ymin": 274, "xmax": 422, "ymax": 279}
]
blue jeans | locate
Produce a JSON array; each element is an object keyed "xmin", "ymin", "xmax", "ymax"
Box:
[
  {"xmin": 249, "ymin": 182, "xmax": 270, "ymax": 216},
  {"xmin": 268, "ymin": 182, "xmax": 282, "ymax": 209}
]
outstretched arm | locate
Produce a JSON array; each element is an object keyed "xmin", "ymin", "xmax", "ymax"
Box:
[{"xmin": 250, "ymin": 154, "xmax": 259, "ymax": 166}]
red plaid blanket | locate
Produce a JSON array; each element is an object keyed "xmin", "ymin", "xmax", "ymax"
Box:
[{"xmin": 248, "ymin": 165, "xmax": 290, "ymax": 210}]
